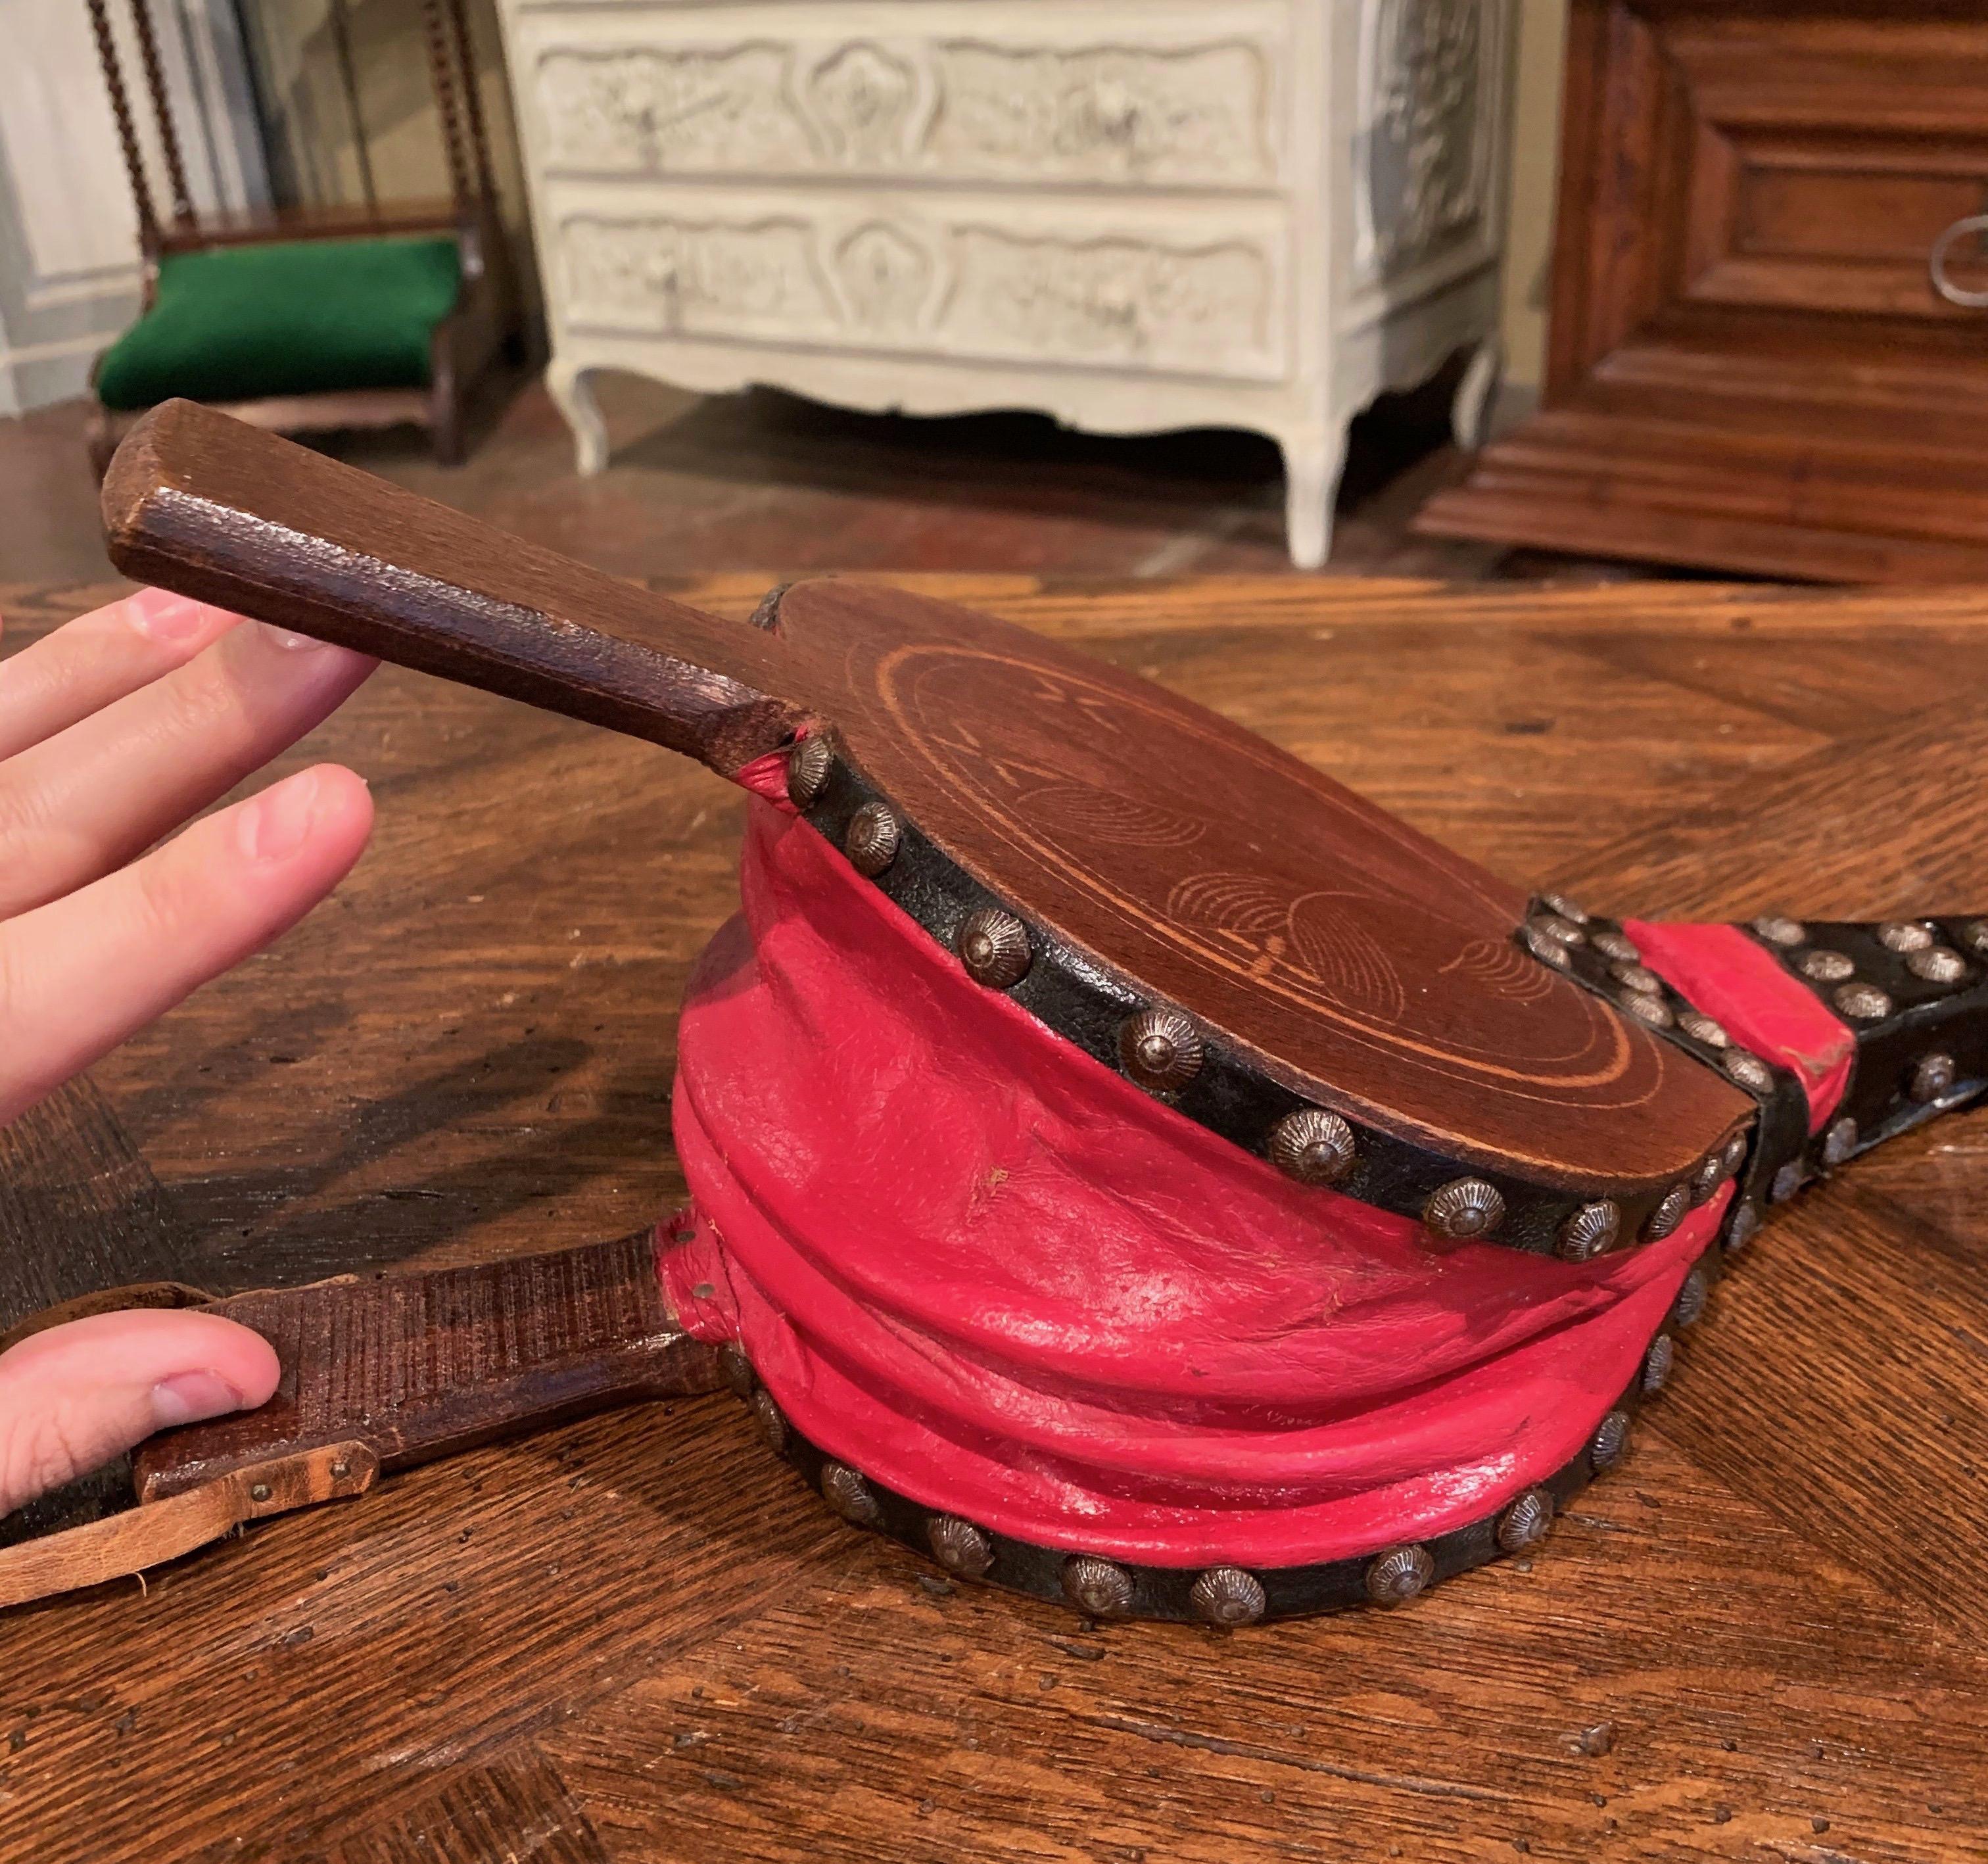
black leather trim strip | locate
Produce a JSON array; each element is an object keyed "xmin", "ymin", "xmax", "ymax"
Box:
[
  {"xmin": 791, "ymin": 750, "xmax": 1725, "ymax": 1256},
  {"xmin": 1743, "ymin": 919, "xmax": 1988, "ymax": 1184},
  {"xmin": 733, "ymin": 1231, "xmax": 1722, "ymax": 1625},
  {"xmin": 1528, "ymin": 899, "xmax": 1801, "ymax": 1253}
]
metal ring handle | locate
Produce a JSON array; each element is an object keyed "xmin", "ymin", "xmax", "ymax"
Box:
[{"xmin": 1929, "ymin": 212, "xmax": 1988, "ymax": 308}]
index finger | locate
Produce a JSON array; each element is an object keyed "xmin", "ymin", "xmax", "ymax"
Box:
[{"xmin": 0, "ymin": 589, "xmax": 243, "ymax": 762}]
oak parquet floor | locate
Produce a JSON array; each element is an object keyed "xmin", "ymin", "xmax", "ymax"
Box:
[{"xmin": 0, "ymin": 573, "xmax": 1981, "ymax": 1861}]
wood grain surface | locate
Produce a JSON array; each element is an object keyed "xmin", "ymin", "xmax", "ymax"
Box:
[
  {"xmin": 1418, "ymin": 0, "xmax": 1988, "ymax": 583},
  {"xmin": 103, "ymin": 405, "xmax": 1745, "ymax": 1202},
  {"xmin": 1, "ymin": 573, "xmax": 1983, "ymax": 1861}
]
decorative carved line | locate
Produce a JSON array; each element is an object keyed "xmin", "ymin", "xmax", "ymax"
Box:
[
  {"xmin": 559, "ymin": 214, "xmax": 833, "ymax": 339},
  {"xmin": 557, "ymin": 210, "xmax": 1278, "ymax": 378},
  {"xmin": 926, "ymin": 40, "xmax": 1273, "ymax": 184},
  {"xmin": 531, "ymin": 34, "xmax": 1274, "ymax": 187},
  {"xmin": 945, "ymin": 229, "xmax": 1275, "ymax": 372},
  {"xmin": 805, "ymin": 41, "xmax": 919, "ymax": 166},
  {"xmin": 536, "ymin": 44, "xmax": 815, "ymax": 174}
]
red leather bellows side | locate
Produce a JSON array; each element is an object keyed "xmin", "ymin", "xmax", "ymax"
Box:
[{"xmin": 656, "ymin": 763, "xmax": 1847, "ymax": 1567}]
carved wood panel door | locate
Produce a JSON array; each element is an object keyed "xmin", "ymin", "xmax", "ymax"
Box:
[{"xmin": 1419, "ymin": 0, "xmax": 1988, "ymax": 583}]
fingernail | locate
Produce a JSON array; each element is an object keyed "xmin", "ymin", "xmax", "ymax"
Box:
[
  {"xmin": 149, "ymin": 1370, "xmax": 247, "ymax": 1431},
  {"xmin": 125, "ymin": 587, "xmax": 207, "ymax": 644},
  {"xmin": 260, "ymin": 623, "xmax": 329, "ymax": 652},
  {"xmin": 237, "ymin": 769, "xmax": 322, "ymax": 863}
]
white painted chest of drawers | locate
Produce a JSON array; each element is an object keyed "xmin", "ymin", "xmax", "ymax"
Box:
[{"xmin": 495, "ymin": 0, "xmax": 1515, "ymax": 566}]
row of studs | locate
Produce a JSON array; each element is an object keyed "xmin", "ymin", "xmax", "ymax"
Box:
[
  {"xmin": 1749, "ymin": 915, "xmax": 1978, "ymax": 1198},
  {"xmin": 803, "ymin": 745, "xmax": 1724, "ymax": 1258},
  {"xmin": 1526, "ymin": 895, "xmax": 1783, "ymax": 1096},
  {"xmin": 719, "ymin": 1242, "xmax": 1717, "ymax": 1625},
  {"xmin": 1519, "ymin": 895, "xmax": 1755, "ymax": 1256},
  {"xmin": 1750, "ymin": 914, "xmax": 1987, "ymax": 1022}
]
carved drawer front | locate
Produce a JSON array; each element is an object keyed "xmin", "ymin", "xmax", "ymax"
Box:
[
  {"xmin": 512, "ymin": 6, "xmax": 1286, "ymax": 193},
  {"xmin": 550, "ymin": 190, "xmax": 1288, "ymax": 382}
]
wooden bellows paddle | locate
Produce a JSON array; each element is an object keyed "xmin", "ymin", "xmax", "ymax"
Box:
[{"xmin": 2, "ymin": 399, "xmax": 1977, "ymax": 1621}]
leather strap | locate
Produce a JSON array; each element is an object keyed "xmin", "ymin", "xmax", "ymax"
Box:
[
  {"xmin": 0, "ymin": 1230, "xmax": 724, "ymax": 1608},
  {"xmin": 0, "ymin": 1443, "xmax": 377, "ymax": 1610}
]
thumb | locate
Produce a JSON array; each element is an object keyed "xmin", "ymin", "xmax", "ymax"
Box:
[{"xmin": 0, "ymin": 1308, "xmax": 281, "ymax": 1515}]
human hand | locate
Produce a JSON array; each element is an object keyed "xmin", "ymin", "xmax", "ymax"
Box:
[{"xmin": 0, "ymin": 588, "xmax": 376, "ymax": 1514}]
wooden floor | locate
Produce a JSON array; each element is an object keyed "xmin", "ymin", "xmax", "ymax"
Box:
[
  {"xmin": 0, "ymin": 371, "xmax": 1652, "ymax": 592},
  {"xmin": 0, "ymin": 560, "xmax": 1982, "ymax": 1860},
  {"xmin": 9, "ymin": 389, "xmax": 1974, "ymax": 1863}
]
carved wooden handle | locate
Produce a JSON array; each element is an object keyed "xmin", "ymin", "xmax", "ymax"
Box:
[
  {"xmin": 101, "ymin": 399, "xmax": 816, "ymax": 776},
  {"xmin": 132, "ymin": 1231, "xmax": 726, "ymax": 1501}
]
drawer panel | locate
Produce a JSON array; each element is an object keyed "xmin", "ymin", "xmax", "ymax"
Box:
[
  {"xmin": 511, "ymin": 4, "xmax": 1287, "ymax": 192},
  {"xmin": 547, "ymin": 186, "xmax": 1289, "ymax": 381}
]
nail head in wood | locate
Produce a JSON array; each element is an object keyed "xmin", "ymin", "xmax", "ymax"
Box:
[
  {"xmin": 1063, "ymin": 1555, "xmax": 1134, "ymax": 1617},
  {"xmin": 957, "ymin": 907, "xmax": 1031, "ymax": 990},
  {"xmin": 1189, "ymin": 1566, "xmax": 1267, "ymax": 1627},
  {"xmin": 1424, "ymin": 1178, "xmax": 1505, "ymax": 1241},
  {"xmin": 1118, "ymin": 1006, "xmax": 1205, "ymax": 1096},
  {"xmin": 1268, "ymin": 1108, "xmax": 1358, "ymax": 1186}
]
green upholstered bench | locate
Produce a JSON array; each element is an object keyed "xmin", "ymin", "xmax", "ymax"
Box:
[
  {"xmin": 97, "ymin": 236, "xmax": 462, "ymax": 411},
  {"xmin": 86, "ymin": 222, "xmax": 509, "ymax": 474}
]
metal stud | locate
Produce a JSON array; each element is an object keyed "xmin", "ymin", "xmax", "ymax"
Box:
[
  {"xmin": 1674, "ymin": 1268, "xmax": 1710, "ymax": 1329},
  {"xmin": 1557, "ymin": 1199, "xmax": 1621, "ymax": 1262},
  {"xmin": 1590, "ymin": 928, "xmax": 1640, "ymax": 964},
  {"xmin": 1907, "ymin": 945, "xmax": 1969, "ymax": 986},
  {"xmin": 1798, "ymin": 949, "xmax": 1855, "ymax": 983},
  {"xmin": 957, "ymin": 907, "xmax": 1031, "ymax": 990},
  {"xmin": 1770, "ymin": 1161, "xmax": 1806, "ymax": 1203},
  {"xmin": 1720, "ymin": 1133, "xmax": 1749, "ymax": 1177},
  {"xmin": 1611, "ymin": 961, "xmax": 1663, "ymax": 995},
  {"xmin": 1063, "ymin": 1554, "xmax": 1135, "ymax": 1617},
  {"xmin": 752, "ymin": 1389, "xmax": 788, "ymax": 1456},
  {"xmin": 1424, "ymin": 1178, "xmax": 1505, "ymax": 1241},
  {"xmin": 1821, "ymin": 1115, "xmax": 1858, "ymax": 1169},
  {"xmin": 928, "ymin": 1516, "xmax": 995, "ymax": 1580},
  {"xmin": 1910, "ymin": 1052, "xmax": 1957, "ymax": 1104},
  {"xmin": 1724, "ymin": 1049, "xmax": 1774, "ymax": 1094},
  {"xmin": 1189, "ymin": 1566, "xmax": 1267, "ymax": 1627},
  {"xmin": 1496, "ymin": 1487, "xmax": 1554, "ymax": 1555},
  {"xmin": 1878, "ymin": 920, "xmax": 1935, "ymax": 953},
  {"xmin": 785, "ymin": 735, "xmax": 833, "ymax": 808},
  {"xmin": 1751, "ymin": 915, "xmax": 1805, "ymax": 947},
  {"xmin": 1642, "ymin": 1334, "xmax": 1676, "ymax": 1395},
  {"xmin": 719, "ymin": 1344, "xmax": 755, "ymax": 1398},
  {"xmin": 822, "ymin": 1462, "xmax": 882, "ymax": 1527},
  {"xmin": 1690, "ymin": 1152, "xmax": 1726, "ymax": 1205},
  {"xmin": 1590, "ymin": 1409, "xmax": 1631, "ymax": 1470},
  {"xmin": 844, "ymin": 801, "xmax": 901, "ymax": 877},
  {"xmin": 1523, "ymin": 924, "xmax": 1573, "ymax": 970},
  {"xmin": 1679, "ymin": 1011, "xmax": 1730, "ymax": 1049},
  {"xmin": 250, "ymin": 1483, "xmax": 272, "ymax": 1504},
  {"xmin": 1643, "ymin": 1183, "xmax": 1690, "ymax": 1242},
  {"xmin": 1540, "ymin": 893, "xmax": 1590, "ymax": 925},
  {"xmin": 1268, "ymin": 1108, "xmax": 1358, "ymax": 1186},
  {"xmin": 1118, "ymin": 1007, "xmax": 1205, "ymax": 1096},
  {"xmin": 1834, "ymin": 981, "xmax": 1892, "ymax": 1020},
  {"xmin": 1364, "ymin": 1544, "xmax": 1435, "ymax": 1607},
  {"xmin": 1960, "ymin": 920, "xmax": 1988, "ymax": 957},
  {"xmin": 1725, "ymin": 1201, "xmax": 1761, "ymax": 1253},
  {"xmin": 1532, "ymin": 913, "xmax": 1587, "ymax": 948},
  {"xmin": 1621, "ymin": 992, "xmax": 1674, "ymax": 1030}
]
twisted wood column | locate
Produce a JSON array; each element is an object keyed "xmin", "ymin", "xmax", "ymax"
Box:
[
  {"xmin": 421, "ymin": 0, "xmax": 474, "ymax": 213},
  {"xmin": 126, "ymin": 0, "xmax": 194, "ymax": 227},
  {"xmin": 87, "ymin": 0, "xmax": 158, "ymax": 248}
]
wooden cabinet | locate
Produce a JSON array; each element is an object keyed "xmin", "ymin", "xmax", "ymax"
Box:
[
  {"xmin": 495, "ymin": 1, "xmax": 1519, "ymax": 567},
  {"xmin": 1419, "ymin": 0, "xmax": 1988, "ymax": 581}
]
